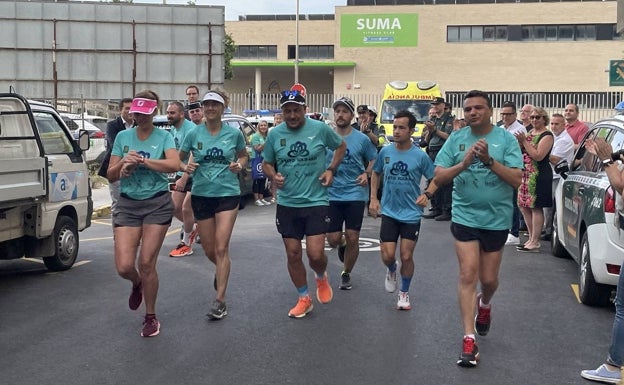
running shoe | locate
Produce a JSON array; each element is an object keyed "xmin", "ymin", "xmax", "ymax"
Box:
[
  {"xmin": 169, "ymin": 242, "xmax": 193, "ymax": 258},
  {"xmin": 457, "ymin": 336, "xmax": 479, "ymax": 367},
  {"xmin": 385, "ymin": 265, "xmax": 397, "ymax": 293},
  {"xmin": 254, "ymin": 200, "xmax": 266, "ymax": 206},
  {"xmin": 188, "ymin": 225, "xmax": 198, "ymax": 245},
  {"xmin": 397, "ymin": 291, "xmax": 411, "ymax": 310},
  {"xmin": 207, "ymin": 299, "xmax": 228, "ymax": 320},
  {"xmin": 262, "ymin": 199, "xmax": 272, "ymax": 205},
  {"xmin": 475, "ymin": 293, "xmax": 491, "ymax": 336},
  {"xmin": 288, "ymin": 295, "xmax": 313, "ymax": 318},
  {"xmin": 315, "ymin": 272, "xmax": 333, "ymax": 303},
  {"xmin": 129, "ymin": 281, "xmax": 142, "ymax": 311},
  {"xmin": 337, "ymin": 237, "xmax": 347, "ymax": 263},
  {"xmin": 339, "ymin": 272, "xmax": 352, "ymax": 290},
  {"xmin": 141, "ymin": 315, "xmax": 160, "ymax": 337},
  {"xmin": 581, "ymin": 364, "xmax": 621, "ymax": 384}
]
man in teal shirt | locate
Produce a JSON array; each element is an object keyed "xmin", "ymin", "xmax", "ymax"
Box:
[
  {"xmin": 262, "ymin": 90, "xmax": 346, "ymax": 318},
  {"xmin": 434, "ymin": 90, "xmax": 523, "ymax": 368}
]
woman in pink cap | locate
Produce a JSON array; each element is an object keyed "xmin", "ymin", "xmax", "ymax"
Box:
[{"xmin": 107, "ymin": 90, "xmax": 182, "ymax": 337}]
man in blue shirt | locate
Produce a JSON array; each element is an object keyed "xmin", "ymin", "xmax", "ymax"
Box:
[
  {"xmin": 326, "ymin": 97, "xmax": 377, "ymax": 290},
  {"xmin": 434, "ymin": 90, "xmax": 523, "ymax": 368},
  {"xmin": 262, "ymin": 90, "xmax": 346, "ymax": 318},
  {"xmin": 370, "ymin": 110, "xmax": 436, "ymax": 312}
]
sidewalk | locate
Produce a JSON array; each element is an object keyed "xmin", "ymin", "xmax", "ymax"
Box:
[{"xmin": 91, "ymin": 185, "xmax": 112, "ymax": 219}]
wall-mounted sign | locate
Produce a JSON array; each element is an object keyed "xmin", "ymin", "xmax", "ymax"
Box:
[
  {"xmin": 610, "ymin": 60, "xmax": 624, "ymax": 86},
  {"xmin": 340, "ymin": 13, "xmax": 419, "ymax": 48}
]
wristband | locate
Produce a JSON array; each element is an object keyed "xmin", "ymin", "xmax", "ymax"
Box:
[
  {"xmin": 424, "ymin": 191, "xmax": 433, "ymax": 200},
  {"xmin": 326, "ymin": 167, "xmax": 336, "ymax": 175}
]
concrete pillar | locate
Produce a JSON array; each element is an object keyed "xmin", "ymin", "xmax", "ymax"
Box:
[{"xmin": 255, "ymin": 68, "xmax": 262, "ymax": 111}]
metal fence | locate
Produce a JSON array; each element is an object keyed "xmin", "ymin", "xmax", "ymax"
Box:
[{"xmin": 230, "ymin": 91, "xmax": 624, "ymax": 124}]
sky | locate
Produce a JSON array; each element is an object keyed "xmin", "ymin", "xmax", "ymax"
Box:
[{"xmin": 130, "ymin": 0, "xmax": 347, "ymax": 21}]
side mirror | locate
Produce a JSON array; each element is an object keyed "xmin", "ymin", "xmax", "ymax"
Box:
[
  {"xmin": 78, "ymin": 129, "xmax": 90, "ymax": 151},
  {"xmin": 554, "ymin": 159, "xmax": 569, "ymax": 179}
]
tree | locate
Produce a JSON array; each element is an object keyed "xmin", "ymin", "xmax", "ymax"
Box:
[{"xmin": 224, "ymin": 33, "xmax": 235, "ymax": 80}]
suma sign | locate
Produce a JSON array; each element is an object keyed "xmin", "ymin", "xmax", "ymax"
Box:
[{"xmin": 340, "ymin": 13, "xmax": 419, "ymax": 48}]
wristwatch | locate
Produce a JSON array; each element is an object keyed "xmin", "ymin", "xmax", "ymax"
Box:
[
  {"xmin": 424, "ymin": 191, "xmax": 433, "ymax": 200},
  {"xmin": 327, "ymin": 167, "xmax": 337, "ymax": 175},
  {"xmin": 483, "ymin": 157, "xmax": 494, "ymax": 168},
  {"xmin": 603, "ymin": 159, "xmax": 614, "ymax": 166}
]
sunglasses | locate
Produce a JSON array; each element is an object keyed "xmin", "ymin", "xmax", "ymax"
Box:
[{"xmin": 529, "ymin": 116, "xmax": 543, "ymax": 120}]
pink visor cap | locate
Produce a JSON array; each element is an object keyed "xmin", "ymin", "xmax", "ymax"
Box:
[{"xmin": 129, "ymin": 98, "xmax": 158, "ymax": 115}]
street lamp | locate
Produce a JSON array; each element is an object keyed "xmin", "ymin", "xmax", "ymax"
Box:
[{"xmin": 294, "ymin": 0, "xmax": 299, "ymax": 84}]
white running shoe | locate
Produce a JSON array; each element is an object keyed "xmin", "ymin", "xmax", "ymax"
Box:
[
  {"xmin": 505, "ymin": 234, "xmax": 520, "ymax": 245},
  {"xmin": 262, "ymin": 199, "xmax": 272, "ymax": 205},
  {"xmin": 397, "ymin": 291, "xmax": 411, "ymax": 310},
  {"xmin": 254, "ymin": 200, "xmax": 265, "ymax": 206},
  {"xmin": 385, "ymin": 265, "xmax": 397, "ymax": 293}
]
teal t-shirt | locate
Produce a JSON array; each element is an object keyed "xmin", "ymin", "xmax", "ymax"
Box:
[
  {"xmin": 171, "ymin": 119, "xmax": 197, "ymax": 176},
  {"xmin": 250, "ymin": 132, "xmax": 267, "ymax": 157},
  {"xmin": 263, "ymin": 119, "xmax": 343, "ymax": 207},
  {"xmin": 111, "ymin": 127, "xmax": 175, "ymax": 200},
  {"xmin": 434, "ymin": 125, "xmax": 524, "ymax": 230},
  {"xmin": 180, "ymin": 123, "xmax": 246, "ymax": 198},
  {"xmin": 372, "ymin": 144, "xmax": 434, "ymax": 223},
  {"xmin": 327, "ymin": 129, "xmax": 377, "ymax": 202}
]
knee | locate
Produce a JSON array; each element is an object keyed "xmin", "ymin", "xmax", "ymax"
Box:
[
  {"xmin": 458, "ymin": 268, "xmax": 478, "ymax": 285},
  {"xmin": 116, "ymin": 263, "xmax": 134, "ymax": 278},
  {"xmin": 138, "ymin": 260, "xmax": 156, "ymax": 276}
]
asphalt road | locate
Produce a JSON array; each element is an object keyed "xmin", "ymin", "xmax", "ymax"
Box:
[{"xmin": 0, "ymin": 199, "xmax": 617, "ymax": 385}]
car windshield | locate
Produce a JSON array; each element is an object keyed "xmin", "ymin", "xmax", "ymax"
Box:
[{"xmin": 380, "ymin": 100, "xmax": 431, "ymax": 124}]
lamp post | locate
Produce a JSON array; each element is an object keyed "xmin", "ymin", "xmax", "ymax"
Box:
[{"xmin": 294, "ymin": 0, "xmax": 299, "ymax": 84}]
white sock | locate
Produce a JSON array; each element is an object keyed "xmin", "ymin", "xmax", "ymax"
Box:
[
  {"xmin": 480, "ymin": 297, "xmax": 491, "ymax": 308},
  {"xmin": 182, "ymin": 231, "xmax": 191, "ymax": 244}
]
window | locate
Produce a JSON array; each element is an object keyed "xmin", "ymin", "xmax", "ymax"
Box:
[
  {"xmin": 447, "ymin": 25, "xmax": 506, "ymax": 42},
  {"xmin": 452, "ymin": 23, "xmax": 613, "ymax": 42},
  {"xmin": 34, "ymin": 112, "xmax": 74, "ymax": 155},
  {"xmin": 287, "ymin": 45, "xmax": 334, "ymax": 60},
  {"xmin": 234, "ymin": 45, "xmax": 277, "ymax": 59}
]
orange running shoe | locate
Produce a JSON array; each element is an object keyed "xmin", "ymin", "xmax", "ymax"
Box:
[
  {"xmin": 169, "ymin": 242, "xmax": 192, "ymax": 258},
  {"xmin": 288, "ymin": 295, "xmax": 313, "ymax": 318},
  {"xmin": 315, "ymin": 272, "xmax": 333, "ymax": 304}
]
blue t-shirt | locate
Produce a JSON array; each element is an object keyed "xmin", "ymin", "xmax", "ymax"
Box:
[
  {"xmin": 327, "ymin": 129, "xmax": 377, "ymax": 202},
  {"xmin": 263, "ymin": 119, "xmax": 343, "ymax": 208},
  {"xmin": 170, "ymin": 119, "xmax": 197, "ymax": 176},
  {"xmin": 111, "ymin": 127, "xmax": 176, "ymax": 200},
  {"xmin": 434, "ymin": 125, "xmax": 524, "ymax": 230},
  {"xmin": 180, "ymin": 123, "xmax": 246, "ymax": 198},
  {"xmin": 372, "ymin": 144, "xmax": 434, "ymax": 223}
]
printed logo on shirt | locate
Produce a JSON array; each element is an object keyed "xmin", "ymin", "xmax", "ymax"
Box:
[
  {"xmin": 137, "ymin": 150, "xmax": 151, "ymax": 159},
  {"xmin": 123, "ymin": 145, "xmax": 129, "ymax": 153},
  {"xmin": 389, "ymin": 161, "xmax": 409, "ymax": 177},
  {"xmin": 343, "ymin": 148, "xmax": 351, "ymax": 161},
  {"xmin": 198, "ymin": 142, "xmax": 203, "ymax": 150},
  {"xmin": 203, "ymin": 147, "xmax": 228, "ymax": 163},
  {"xmin": 459, "ymin": 144, "xmax": 465, "ymax": 151},
  {"xmin": 280, "ymin": 139, "xmax": 286, "ymax": 147},
  {"xmin": 287, "ymin": 141, "xmax": 310, "ymax": 158},
  {"xmin": 384, "ymin": 157, "xmax": 390, "ymax": 164}
]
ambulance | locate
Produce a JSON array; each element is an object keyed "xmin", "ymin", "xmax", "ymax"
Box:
[{"xmin": 376, "ymin": 80, "xmax": 443, "ymax": 144}]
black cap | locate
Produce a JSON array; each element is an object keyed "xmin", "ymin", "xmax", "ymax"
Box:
[
  {"xmin": 332, "ymin": 97, "xmax": 355, "ymax": 113},
  {"xmin": 356, "ymin": 105, "xmax": 368, "ymax": 114},
  {"xmin": 187, "ymin": 102, "xmax": 201, "ymax": 110},
  {"xmin": 431, "ymin": 97, "xmax": 445, "ymax": 105},
  {"xmin": 280, "ymin": 90, "xmax": 306, "ymax": 108}
]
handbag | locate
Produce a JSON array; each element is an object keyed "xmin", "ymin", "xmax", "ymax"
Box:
[{"xmin": 251, "ymin": 151, "xmax": 265, "ymax": 180}]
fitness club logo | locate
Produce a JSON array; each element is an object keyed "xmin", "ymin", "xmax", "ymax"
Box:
[
  {"xmin": 389, "ymin": 161, "xmax": 409, "ymax": 177},
  {"xmin": 287, "ymin": 141, "xmax": 310, "ymax": 158}
]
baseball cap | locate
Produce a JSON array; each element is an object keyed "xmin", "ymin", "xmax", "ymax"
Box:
[
  {"xmin": 356, "ymin": 104, "xmax": 368, "ymax": 114},
  {"xmin": 129, "ymin": 98, "xmax": 158, "ymax": 115},
  {"xmin": 280, "ymin": 90, "xmax": 306, "ymax": 108},
  {"xmin": 187, "ymin": 102, "xmax": 201, "ymax": 110},
  {"xmin": 201, "ymin": 91, "xmax": 225, "ymax": 105},
  {"xmin": 332, "ymin": 97, "xmax": 355, "ymax": 113},
  {"xmin": 431, "ymin": 97, "xmax": 445, "ymax": 105}
]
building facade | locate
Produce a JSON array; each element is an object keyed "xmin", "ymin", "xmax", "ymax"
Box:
[{"xmin": 225, "ymin": 1, "xmax": 622, "ymax": 117}]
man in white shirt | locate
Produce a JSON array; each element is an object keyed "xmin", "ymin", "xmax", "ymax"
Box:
[
  {"xmin": 542, "ymin": 113, "xmax": 575, "ymax": 241},
  {"xmin": 500, "ymin": 101, "xmax": 526, "ymax": 245}
]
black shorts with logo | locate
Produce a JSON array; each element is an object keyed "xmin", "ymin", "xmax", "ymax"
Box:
[
  {"xmin": 450, "ymin": 222, "xmax": 508, "ymax": 252},
  {"xmin": 275, "ymin": 205, "xmax": 329, "ymax": 240}
]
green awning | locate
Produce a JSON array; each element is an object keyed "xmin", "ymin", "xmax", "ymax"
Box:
[{"xmin": 232, "ymin": 60, "xmax": 356, "ymax": 68}]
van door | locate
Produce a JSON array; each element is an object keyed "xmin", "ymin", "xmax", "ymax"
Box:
[{"xmin": 32, "ymin": 110, "xmax": 89, "ymax": 219}]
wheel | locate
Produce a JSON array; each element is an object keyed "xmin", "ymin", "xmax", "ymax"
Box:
[
  {"xmin": 43, "ymin": 215, "xmax": 79, "ymax": 271},
  {"xmin": 578, "ymin": 233, "xmax": 611, "ymax": 307},
  {"xmin": 551, "ymin": 208, "xmax": 570, "ymax": 259}
]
